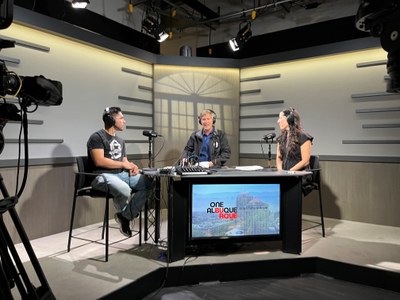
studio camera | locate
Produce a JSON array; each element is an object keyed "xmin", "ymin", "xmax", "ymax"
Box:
[
  {"xmin": 0, "ymin": 49, "xmax": 63, "ymax": 106},
  {"xmin": 0, "ymin": 2, "xmax": 60, "ymax": 299},
  {"xmin": 355, "ymin": 0, "xmax": 400, "ymax": 93},
  {"xmin": 0, "ymin": 39, "xmax": 63, "ymax": 155}
]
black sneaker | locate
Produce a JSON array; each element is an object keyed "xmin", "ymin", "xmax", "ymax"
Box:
[{"xmin": 114, "ymin": 213, "xmax": 132, "ymax": 237}]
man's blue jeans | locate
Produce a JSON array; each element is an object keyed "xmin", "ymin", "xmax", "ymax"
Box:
[{"xmin": 91, "ymin": 171, "xmax": 153, "ymax": 220}]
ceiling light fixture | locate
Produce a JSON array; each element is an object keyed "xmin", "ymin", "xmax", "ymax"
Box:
[
  {"xmin": 142, "ymin": 12, "xmax": 169, "ymax": 43},
  {"xmin": 71, "ymin": 0, "xmax": 90, "ymax": 9},
  {"xmin": 229, "ymin": 21, "xmax": 252, "ymax": 52}
]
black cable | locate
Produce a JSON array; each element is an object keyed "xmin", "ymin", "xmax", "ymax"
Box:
[
  {"xmin": 15, "ymin": 101, "xmax": 31, "ymax": 199},
  {"xmin": 153, "ymin": 136, "xmax": 165, "ymax": 161},
  {"xmin": 260, "ymin": 138, "xmax": 268, "ymax": 161},
  {"xmin": 15, "ymin": 107, "xmax": 23, "ymax": 197}
]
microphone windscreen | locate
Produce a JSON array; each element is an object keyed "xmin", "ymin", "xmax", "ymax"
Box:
[{"xmin": 263, "ymin": 132, "xmax": 276, "ymax": 140}]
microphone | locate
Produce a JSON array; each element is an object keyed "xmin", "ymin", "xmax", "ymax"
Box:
[
  {"xmin": 143, "ymin": 130, "xmax": 163, "ymax": 138},
  {"xmin": 262, "ymin": 133, "xmax": 276, "ymax": 140}
]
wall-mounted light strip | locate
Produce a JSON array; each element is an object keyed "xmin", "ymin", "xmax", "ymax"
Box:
[
  {"xmin": 240, "ymin": 100, "xmax": 284, "ymax": 107},
  {"xmin": 5, "ymin": 139, "xmax": 64, "ymax": 143},
  {"xmin": 123, "ymin": 111, "xmax": 153, "ymax": 118},
  {"xmin": 0, "ymin": 55, "xmax": 20, "ymax": 64},
  {"xmin": 356, "ymin": 60, "xmax": 387, "ymax": 68},
  {"xmin": 240, "ymin": 127, "xmax": 276, "ymax": 131},
  {"xmin": 138, "ymin": 85, "xmax": 153, "ymax": 91},
  {"xmin": 0, "ymin": 35, "xmax": 50, "ymax": 52},
  {"xmin": 126, "ymin": 125, "xmax": 153, "ymax": 130},
  {"xmin": 356, "ymin": 107, "xmax": 400, "ymax": 113},
  {"xmin": 126, "ymin": 153, "xmax": 148, "ymax": 160},
  {"xmin": 118, "ymin": 95, "xmax": 152, "ymax": 104},
  {"xmin": 342, "ymin": 140, "xmax": 400, "ymax": 144},
  {"xmin": 9, "ymin": 120, "xmax": 44, "ymax": 125},
  {"xmin": 125, "ymin": 139, "xmax": 150, "ymax": 144},
  {"xmin": 240, "ymin": 74, "xmax": 281, "ymax": 82},
  {"xmin": 240, "ymin": 113, "xmax": 278, "ymax": 119},
  {"xmin": 240, "ymin": 89, "xmax": 261, "ymax": 95},
  {"xmin": 362, "ymin": 123, "xmax": 400, "ymax": 128},
  {"xmin": 351, "ymin": 92, "xmax": 400, "ymax": 99},
  {"xmin": 121, "ymin": 67, "xmax": 152, "ymax": 78}
]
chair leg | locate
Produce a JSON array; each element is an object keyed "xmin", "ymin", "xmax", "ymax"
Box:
[
  {"xmin": 318, "ymin": 188, "xmax": 325, "ymax": 237},
  {"xmin": 139, "ymin": 211, "xmax": 142, "ymax": 246},
  {"xmin": 101, "ymin": 200, "xmax": 108, "ymax": 240},
  {"xmin": 67, "ymin": 194, "xmax": 78, "ymax": 252},
  {"xmin": 104, "ymin": 197, "xmax": 109, "ymax": 262}
]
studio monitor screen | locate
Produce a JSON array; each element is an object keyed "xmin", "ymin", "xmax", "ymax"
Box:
[{"xmin": 190, "ymin": 183, "xmax": 281, "ymax": 244}]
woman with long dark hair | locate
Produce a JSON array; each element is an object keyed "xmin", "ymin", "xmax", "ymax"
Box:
[{"xmin": 276, "ymin": 107, "xmax": 313, "ymax": 171}]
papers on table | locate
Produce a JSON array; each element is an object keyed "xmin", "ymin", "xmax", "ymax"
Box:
[{"xmin": 235, "ymin": 165, "xmax": 264, "ymax": 171}]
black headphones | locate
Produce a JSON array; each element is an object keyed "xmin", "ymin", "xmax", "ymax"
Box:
[
  {"xmin": 103, "ymin": 107, "xmax": 116, "ymax": 127},
  {"xmin": 198, "ymin": 109, "xmax": 217, "ymax": 125},
  {"xmin": 285, "ymin": 107, "xmax": 295, "ymax": 125}
]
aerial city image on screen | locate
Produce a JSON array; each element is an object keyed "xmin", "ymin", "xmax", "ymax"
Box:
[{"xmin": 191, "ymin": 183, "xmax": 280, "ymax": 238}]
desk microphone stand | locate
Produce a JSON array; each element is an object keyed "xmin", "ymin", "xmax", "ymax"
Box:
[
  {"xmin": 146, "ymin": 136, "xmax": 154, "ymax": 168},
  {"xmin": 266, "ymin": 137, "xmax": 275, "ymax": 169}
]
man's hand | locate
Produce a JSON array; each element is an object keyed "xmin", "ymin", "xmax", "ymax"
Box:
[
  {"xmin": 129, "ymin": 167, "xmax": 140, "ymax": 176},
  {"xmin": 180, "ymin": 158, "xmax": 188, "ymax": 166},
  {"xmin": 122, "ymin": 161, "xmax": 139, "ymax": 175}
]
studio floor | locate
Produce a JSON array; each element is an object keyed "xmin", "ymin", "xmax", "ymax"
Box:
[{"xmin": 11, "ymin": 211, "xmax": 400, "ymax": 299}]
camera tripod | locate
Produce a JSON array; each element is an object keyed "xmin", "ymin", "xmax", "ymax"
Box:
[{"xmin": 0, "ymin": 173, "xmax": 55, "ymax": 299}]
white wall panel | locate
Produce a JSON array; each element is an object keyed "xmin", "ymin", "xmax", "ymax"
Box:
[
  {"xmin": 240, "ymin": 48, "xmax": 400, "ymax": 159},
  {"xmin": 1, "ymin": 23, "xmax": 153, "ymax": 160}
]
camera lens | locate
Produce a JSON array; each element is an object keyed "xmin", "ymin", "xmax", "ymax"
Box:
[{"xmin": 1, "ymin": 72, "xmax": 20, "ymax": 96}]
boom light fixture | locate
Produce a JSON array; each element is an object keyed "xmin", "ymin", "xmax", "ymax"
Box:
[
  {"xmin": 142, "ymin": 11, "xmax": 169, "ymax": 43},
  {"xmin": 71, "ymin": 0, "xmax": 90, "ymax": 9},
  {"xmin": 229, "ymin": 21, "xmax": 252, "ymax": 52}
]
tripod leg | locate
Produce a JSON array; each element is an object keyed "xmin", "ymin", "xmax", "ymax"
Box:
[
  {"xmin": 0, "ymin": 174, "xmax": 55, "ymax": 299},
  {"xmin": 9, "ymin": 208, "xmax": 55, "ymax": 299},
  {"xmin": 0, "ymin": 259, "xmax": 14, "ymax": 300},
  {"xmin": 0, "ymin": 215, "xmax": 30, "ymax": 298},
  {"xmin": 0, "ymin": 232, "xmax": 15, "ymax": 289}
]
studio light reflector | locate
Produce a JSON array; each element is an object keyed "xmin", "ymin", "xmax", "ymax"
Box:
[
  {"xmin": 72, "ymin": 0, "xmax": 90, "ymax": 9},
  {"xmin": 229, "ymin": 21, "xmax": 252, "ymax": 52}
]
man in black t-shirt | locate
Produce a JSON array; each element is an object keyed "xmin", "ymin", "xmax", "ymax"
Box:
[{"xmin": 87, "ymin": 107, "xmax": 152, "ymax": 237}]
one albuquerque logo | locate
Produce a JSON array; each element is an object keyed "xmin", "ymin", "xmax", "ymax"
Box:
[{"xmin": 206, "ymin": 201, "xmax": 237, "ymax": 219}]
